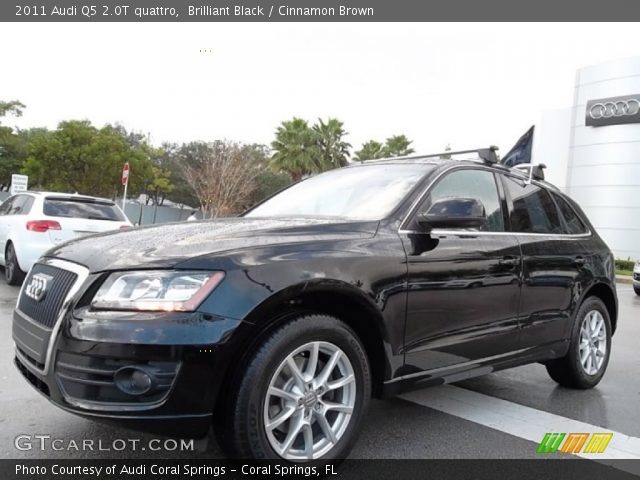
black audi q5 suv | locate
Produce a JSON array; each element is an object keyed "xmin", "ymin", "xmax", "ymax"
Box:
[{"xmin": 13, "ymin": 148, "xmax": 617, "ymax": 461}]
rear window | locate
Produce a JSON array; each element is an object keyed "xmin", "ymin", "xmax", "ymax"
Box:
[
  {"xmin": 552, "ymin": 192, "xmax": 588, "ymax": 235},
  {"xmin": 43, "ymin": 198, "xmax": 126, "ymax": 221},
  {"xmin": 503, "ymin": 177, "xmax": 563, "ymax": 234}
]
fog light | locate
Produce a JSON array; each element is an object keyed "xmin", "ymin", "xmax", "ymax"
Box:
[{"xmin": 114, "ymin": 366, "xmax": 154, "ymax": 395}]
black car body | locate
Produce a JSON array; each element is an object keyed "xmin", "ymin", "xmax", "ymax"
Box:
[{"xmin": 12, "ymin": 152, "xmax": 618, "ymax": 460}]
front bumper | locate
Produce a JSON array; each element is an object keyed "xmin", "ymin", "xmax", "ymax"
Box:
[
  {"xmin": 12, "ymin": 260, "xmax": 245, "ymax": 438},
  {"xmin": 14, "ymin": 337, "xmax": 215, "ymax": 437}
]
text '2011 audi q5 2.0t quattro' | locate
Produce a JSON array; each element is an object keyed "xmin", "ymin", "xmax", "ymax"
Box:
[{"xmin": 13, "ymin": 147, "xmax": 617, "ymax": 461}]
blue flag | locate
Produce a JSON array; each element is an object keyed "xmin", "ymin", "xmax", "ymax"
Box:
[{"xmin": 502, "ymin": 126, "xmax": 534, "ymax": 167}]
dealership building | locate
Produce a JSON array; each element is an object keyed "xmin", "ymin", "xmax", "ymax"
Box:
[{"xmin": 532, "ymin": 57, "xmax": 640, "ymax": 261}]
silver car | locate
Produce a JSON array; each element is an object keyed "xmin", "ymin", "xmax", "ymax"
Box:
[{"xmin": 634, "ymin": 261, "xmax": 640, "ymax": 295}]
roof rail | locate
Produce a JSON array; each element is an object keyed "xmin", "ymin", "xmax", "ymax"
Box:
[
  {"xmin": 380, "ymin": 145, "xmax": 500, "ymax": 165},
  {"xmin": 513, "ymin": 163, "xmax": 547, "ymax": 183}
]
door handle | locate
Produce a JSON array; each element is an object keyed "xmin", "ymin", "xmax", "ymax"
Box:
[
  {"xmin": 574, "ymin": 256, "xmax": 586, "ymax": 266},
  {"xmin": 498, "ymin": 256, "xmax": 520, "ymax": 267}
]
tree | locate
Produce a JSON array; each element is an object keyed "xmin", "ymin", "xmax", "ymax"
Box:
[
  {"xmin": 0, "ymin": 129, "xmax": 25, "ymax": 188},
  {"xmin": 270, "ymin": 117, "xmax": 353, "ymax": 179},
  {"xmin": 176, "ymin": 140, "xmax": 264, "ymax": 218},
  {"xmin": 269, "ymin": 118, "xmax": 320, "ymax": 181},
  {"xmin": 0, "ymin": 100, "xmax": 27, "ymax": 188},
  {"xmin": 0, "ymin": 100, "xmax": 25, "ymax": 119},
  {"xmin": 156, "ymin": 142, "xmax": 199, "ymax": 207},
  {"xmin": 145, "ymin": 164, "xmax": 175, "ymax": 206},
  {"xmin": 354, "ymin": 140, "xmax": 385, "ymax": 161},
  {"xmin": 382, "ymin": 134, "xmax": 414, "ymax": 157},
  {"xmin": 247, "ymin": 169, "xmax": 291, "ymax": 209},
  {"xmin": 354, "ymin": 135, "xmax": 415, "ymax": 161},
  {"xmin": 312, "ymin": 118, "xmax": 351, "ymax": 171},
  {"xmin": 21, "ymin": 120, "xmax": 154, "ymax": 198},
  {"xmin": 110, "ymin": 125, "xmax": 178, "ymax": 206}
]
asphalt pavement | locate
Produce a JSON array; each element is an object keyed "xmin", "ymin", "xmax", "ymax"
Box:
[{"xmin": 1, "ymin": 280, "xmax": 639, "ymax": 460}]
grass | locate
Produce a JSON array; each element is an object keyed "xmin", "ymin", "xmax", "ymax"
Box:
[{"xmin": 616, "ymin": 269, "xmax": 633, "ymax": 277}]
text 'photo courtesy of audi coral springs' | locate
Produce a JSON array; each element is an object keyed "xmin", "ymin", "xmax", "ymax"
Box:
[{"xmin": 12, "ymin": 147, "xmax": 618, "ymax": 462}]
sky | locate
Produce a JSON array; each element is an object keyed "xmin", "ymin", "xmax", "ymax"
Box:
[{"xmin": 1, "ymin": 22, "xmax": 639, "ymax": 156}]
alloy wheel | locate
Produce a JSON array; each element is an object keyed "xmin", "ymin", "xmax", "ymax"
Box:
[
  {"xmin": 5, "ymin": 246, "xmax": 14, "ymax": 281},
  {"xmin": 578, "ymin": 310, "xmax": 607, "ymax": 376},
  {"xmin": 263, "ymin": 341, "xmax": 356, "ymax": 460}
]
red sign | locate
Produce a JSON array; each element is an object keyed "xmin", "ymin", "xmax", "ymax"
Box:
[{"xmin": 122, "ymin": 162, "xmax": 130, "ymax": 186}]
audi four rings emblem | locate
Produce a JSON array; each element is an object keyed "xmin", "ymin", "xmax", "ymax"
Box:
[
  {"xmin": 24, "ymin": 273, "xmax": 52, "ymax": 302},
  {"xmin": 589, "ymin": 99, "xmax": 640, "ymax": 119},
  {"xmin": 586, "ymin": 94, "xmax": 640, "ymax": 127}
]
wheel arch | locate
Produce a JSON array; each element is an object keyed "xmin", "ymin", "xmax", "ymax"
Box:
[
  {"xmin": 5, "ymin": 239, "xmax": 24, "ymax": 270},
  {"xmin": 215, "ymin": 280, "xmax": 391, "ymax": 420},
  {"xmin": 581, "ymin": 282, "xmax": 618, "ymax": 334}
]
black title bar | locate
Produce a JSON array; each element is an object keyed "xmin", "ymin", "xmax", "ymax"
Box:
[
  {"xmin": 3, "ymin": 459, "xmax": 640, "ymax": 480},
  {"xmin": 3, "ymin": 0, "xmax": 640, "ymax": 22}
]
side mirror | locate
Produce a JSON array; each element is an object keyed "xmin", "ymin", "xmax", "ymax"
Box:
[{"xmin": 417, "ymin": 197, "xmax": 486, "ymax": 229}]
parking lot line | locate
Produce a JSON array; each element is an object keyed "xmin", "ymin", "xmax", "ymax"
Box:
[{"xmin": 400, "ymin": 385, "xmax": 640, "ymax": 461}]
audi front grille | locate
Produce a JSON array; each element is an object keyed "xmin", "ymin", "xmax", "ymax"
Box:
[{"xmin": 17, "ymin": 264, "xmax": 78, "ymax": 329}]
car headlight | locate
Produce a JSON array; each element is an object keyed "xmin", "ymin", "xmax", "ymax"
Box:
[{"xmin": 91, "ymin": 270, "xmax": 225, "ymax": 312}]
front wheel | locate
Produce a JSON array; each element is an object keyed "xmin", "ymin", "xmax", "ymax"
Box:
[
  {"xmin": 545, "ymin": 297, "xmax": 611, "ymax": 389},
  {"xmin": 223, "ymin": 314, "xmax": 371, "ymax": 461},
  {"xmin": 634, "ymin": 286, "xmax": 640, "ymax": 296},
  {"xmin": 5, "ymin": 243, "xmax": 26, "ymax": 286}
]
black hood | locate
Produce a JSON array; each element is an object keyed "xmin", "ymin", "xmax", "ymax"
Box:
[{"xmin": 46, "ymin": 217, "xmax": 379, "ymax": 272}]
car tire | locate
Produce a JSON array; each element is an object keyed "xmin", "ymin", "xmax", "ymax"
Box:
[
  {"xmin": 545, "ymin": 297, "xmax": 611, "ymax": 389},
  {"xmin": 5, "ymin": 243, "xmax": 26, "ymax": 286},
  {"xmin": 634, "ymin": 286, "xmax": 640, "ymax": 296},
  {"xmin": 222, "ymin": 314, "xmax": 371, "ymax": 461}
]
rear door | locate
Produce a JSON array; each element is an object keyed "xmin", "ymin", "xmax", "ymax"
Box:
[
  {"xmin": 42, "ymin": 196, "xmax": 130, "ymax": 245},
  {"xmin": 548, "ymin": 191, "xmax": 595, "ymax": 339},
  {"xmin": 500, "ymin": 175, "xmax": 584, "ymax": 350},
  {"xmin": 400, "ymin": 167, "xmax": 522, "ymax": 376}
]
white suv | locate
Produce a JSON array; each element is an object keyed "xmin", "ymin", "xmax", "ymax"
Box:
[
  {"xmin": 634, "ymin": 261, "xmax": 640, "ymax": 296},
  {"xmin": 0, "ymin": 192, "xmax": 132, "ymax": 285}
]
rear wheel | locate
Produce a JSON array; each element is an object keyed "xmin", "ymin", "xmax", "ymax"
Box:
[
  {"xmin": 5, "ymin": 243, "xmax": 25, "ymax": 286},
  {"xmin": 221, "ymin": 314, "xmax": 370, "ymax": 461},
  {"xmin": 545, "ymin": 297, "xmax": 611, "ymax": 389}
]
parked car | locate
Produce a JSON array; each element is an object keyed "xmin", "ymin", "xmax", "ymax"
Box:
[
  {"xmin": 12, "ymin": 150, "xmax": 617, "ymax": 462},
  {"xmin": 0, "ymin": 192, "xmax": 132, "ymax": 285},
  {"xmin": 634, "ymin": 261, "xmax": 640, "ymax": 295}
]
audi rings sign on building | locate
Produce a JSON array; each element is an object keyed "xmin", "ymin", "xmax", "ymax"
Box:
[{"xmin": 586, "ymin": 94, "xmax": 640, "ymax": 127}]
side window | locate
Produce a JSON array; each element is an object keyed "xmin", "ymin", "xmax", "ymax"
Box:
[
  {"xmin": 503, "ymin": 177, "xmax": 562, "ymax": 234},
  {"xmin": 0, "ymin": 197, "xmax": 16, "ymax": 216},
  {"xmin": 552, "ymin": 192, "xmax": 588, "ymax": 235},
  {"xmin": 8, "ymin": 195, "xmax": 30, "ymax": 215},
  {"xmin": 20, "ymin": 196, "xmax": 34, "ymax": 215},
  {"xmin": 23, "ymin": 196, "xmax": 33, "ymax": 215},
  {"xmin": 418, "ymin": 169, "xmax": 504, "ymax": 232}
]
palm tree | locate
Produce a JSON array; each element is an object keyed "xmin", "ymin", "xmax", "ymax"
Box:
[
  {"xmin": 354, "ymin": 140, "xmax": 385, "ymax": 161},
  {"xmin": 269, "ymin": 118, "xmax": 320, "ymax": 182},
  {"xmin": 382, "ymin": 135, "xmax": 415, "ymax": 157},
  {"xmin": 313, "ymin": 118, "xmax": 351, "ymax": 171}
]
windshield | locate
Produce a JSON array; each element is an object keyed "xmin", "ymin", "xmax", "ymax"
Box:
[{"xmin": 246, "ymin": 164, "xmax": 430, "ymax": 220}]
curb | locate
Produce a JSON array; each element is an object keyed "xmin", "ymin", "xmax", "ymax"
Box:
[{"xmin": 616, "ymin": 275, "xmax": 633, "ymax": 285}]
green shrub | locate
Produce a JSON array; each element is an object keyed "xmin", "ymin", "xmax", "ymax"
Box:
[{"xmin": 615, "ymin": 259, "xmax": 636, "ymax": 272}]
